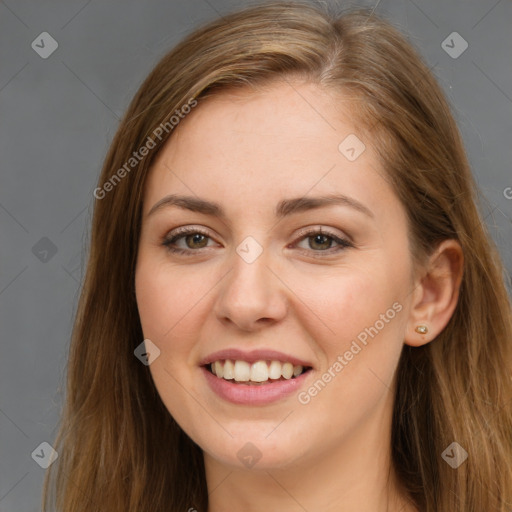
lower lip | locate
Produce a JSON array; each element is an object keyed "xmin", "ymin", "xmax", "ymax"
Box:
[{"xmin": 201, "ymin": 366, "xmax": 312, "ymax": 405}]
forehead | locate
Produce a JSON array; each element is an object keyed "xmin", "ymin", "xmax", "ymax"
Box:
[
  {"xmin": 161, "ymin": 80, "xmax": 361, "ymax": 158},
  {"xmin": 142, "ymin": 80, "xmax": 395, "ymax": 220}
]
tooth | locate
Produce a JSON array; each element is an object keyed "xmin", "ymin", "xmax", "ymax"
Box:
[
  {"xmin": 234, "ymin": 360, "xmax": 251, "ymax": 381},
  {"xmin": 212, "ymin": 358, "xmax": 304, "ymax": 382},
  {"xmin": 223, "ymin": 359, "xmax": 234, "ymax": 380},
  {"xmin": 251, "ymin": 361, "xmax": 269, "ymax": 382},
  {"xmin": 214, "ymin": 361, "xmax": 224, "ymax": 378},
  {"xmin": 268, "ymin": 360, "xmax": 282, "ymax": 379},
  {"xmin": 282, "ymin": 362, "xmax": 293, "ymax": 379}
]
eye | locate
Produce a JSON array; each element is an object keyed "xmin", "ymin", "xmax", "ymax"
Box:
[
  {"xmin": 161, "ymin": 226, "xmax": 353, "ymax": 257},
  {"xmin": 162, "ymin": 227, "xmax": 217, "ymax": 255},
  {"xmin": 293, "ymin": 227, "xmax": 353, "ymax": 255}
]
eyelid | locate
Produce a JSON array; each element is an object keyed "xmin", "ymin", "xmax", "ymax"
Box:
[
  {"xmin": 293, "ymin": 225, "xmax": 352, "ymax": 244},
  {"xmin": 162, "ymin": 225, "xmax": 217, "ymax": 246},
  {"xmin": 167, "ymin": 225, "xmax": 213, "ymax": 238}
]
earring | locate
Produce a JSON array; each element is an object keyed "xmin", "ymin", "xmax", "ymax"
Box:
[{"xmin": 415, "ymin": 324, "xmax": 428, "ymax": 334}]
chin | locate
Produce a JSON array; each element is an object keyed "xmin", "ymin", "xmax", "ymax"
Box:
[{"xmin": 200, "ymin": 431, "xmax": 309, "ymax": 471}]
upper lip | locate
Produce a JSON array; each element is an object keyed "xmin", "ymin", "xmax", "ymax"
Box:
[{"xmin": 199, "ymin": 348, "xmax": 313, "ymax": 368}]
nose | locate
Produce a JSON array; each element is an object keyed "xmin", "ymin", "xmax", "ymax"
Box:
[{"xmin": 213, "ymin": 245, "xmax": 288, "ymax": 332}]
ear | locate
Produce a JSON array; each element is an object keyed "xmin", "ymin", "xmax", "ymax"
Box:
[{"xmin": 404, "ymin": 239, "xmax": 464, "ymax": 347}]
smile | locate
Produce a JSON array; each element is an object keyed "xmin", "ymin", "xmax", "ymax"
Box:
[
  {"xmin": 201, "ymin": 361, "xmax": 313, "ymax": 405},
  {"xmin": 208, "ymin": 359, "xmax": 309, "ymax": 383}
]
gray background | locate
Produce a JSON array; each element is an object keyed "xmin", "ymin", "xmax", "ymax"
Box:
[{"xmin": 1, "ymin": 0, "xmax": 511, "ymax": 510}]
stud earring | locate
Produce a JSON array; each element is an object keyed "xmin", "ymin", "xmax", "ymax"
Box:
[{"xmin": 415, "ymin": 324, "xmax": 428, "ymax": 334}]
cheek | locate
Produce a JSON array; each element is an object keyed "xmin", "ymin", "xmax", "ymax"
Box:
[
  {"xmin": 291, "ymin": 261, "xmax": 406, "ymax": 353},
  {"xmin": 291, "ymin": 265, "xmax": 408, "ymax": 417},
  {"xmin": 135, "ymin": 260, "xmax": 210, "ymax": 431},
  {"xmin": 293, "ymin": 271, "xmax": 406, "ymax": 434},
  {"xmin": 135, "ymin": 258, "xmax": 210, "ymax": 341},
  {"xmin": 135, "ymin": 257, "xmax": 217, "ymax": 416}
]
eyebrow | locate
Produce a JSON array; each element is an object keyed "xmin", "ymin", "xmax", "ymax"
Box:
[{"xmin": 146, "ymin": 193, "xmax": 374, "ymax": 219}]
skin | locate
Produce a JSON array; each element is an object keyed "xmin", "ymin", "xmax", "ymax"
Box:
[{"xmin": 135, "ymin": 80, "xmax": 463, "ymax": 512}]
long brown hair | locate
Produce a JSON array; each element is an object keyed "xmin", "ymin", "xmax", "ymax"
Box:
[{"xmin": 43, "ymin": 2, "xmax": 512, "ymax": 510}]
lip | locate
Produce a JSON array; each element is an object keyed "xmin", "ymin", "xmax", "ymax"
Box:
[
  {"xmin": 201, "ymin": 365, "xmax": 313, "ymax": 405},
  {"xmin": 198, "ymin": 348, "xmax": 313, "ymax": 368}
]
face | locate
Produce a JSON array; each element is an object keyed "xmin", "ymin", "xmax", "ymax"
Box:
[{"xmin": 135, "ymin": 80, "xmax": 416, "ymax": 472}]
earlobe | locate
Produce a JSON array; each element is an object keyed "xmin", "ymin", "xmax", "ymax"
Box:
[{"xmin": 404, "ymin": 239, "xmax": 464, "ymax": 347}]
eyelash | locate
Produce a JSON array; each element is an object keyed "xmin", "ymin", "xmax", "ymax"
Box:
[{"xmin": 161, "ymin": 226, "xmax": 353, "ymax": 257}]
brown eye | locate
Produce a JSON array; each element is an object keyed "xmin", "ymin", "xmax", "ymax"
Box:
[
  {"xmin": 184, "ymin": 233, "xmax": 209, "ymax": 249},
  {"xmin": 307, "ymin": 233, "xmax": 334, "ymax": 251},
  {"xmin": 294, "ymin": 228, "xmax": 353, "ymax": 254},
  {"xmin": 162, "ymin": 228, "xmax": 215, "ymax": 255}
]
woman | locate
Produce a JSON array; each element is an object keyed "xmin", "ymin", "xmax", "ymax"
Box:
[{"xmin": 43, "ymin": 2, "xmax": 512, "ymax": 511}]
